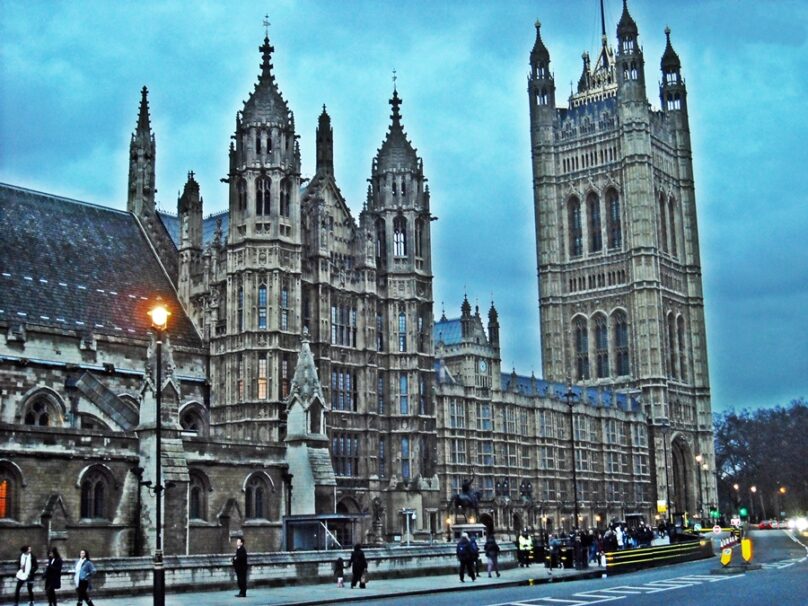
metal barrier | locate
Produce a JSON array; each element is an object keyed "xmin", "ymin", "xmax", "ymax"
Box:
[{"xmin": 604, "ymin": 539, "xmax": 713, "ymax": 574}]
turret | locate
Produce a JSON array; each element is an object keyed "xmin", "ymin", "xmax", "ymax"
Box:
[
  {"xmin": 528, "ymin": 21, "xmax": 555, "ymax": 113},
  {"xmin": 460, "ymin": 295, "xmax": 472, "ymax": 338},
  {"xmin": 316, "ymin": 105, "xmax": 334, "ymax": 176},
  {"xmin": 127, "ymin": 86, "xmax": 156, "ymax": 218},
  {"xmin": 487, "ymin": 302, "xmax": 500, "ymax": 351},
  {"xmin": 616, "ymin": 0, "xmax": 646, "ymax": 101},
  {"xmin": 660, "ymin": 27, "xmax": 687, "ymax": 116}
]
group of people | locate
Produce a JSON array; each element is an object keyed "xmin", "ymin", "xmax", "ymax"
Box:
[
  {"xmin": 454, "ymin": 532, "xmax": 502, "ymax": 582},
  {"xmin": 332, "ymin": 544, "xmax": 369, "ymax": 589},
  {"xmin": 14, "ymin": 545, "xmax": 97, "ymax": 606}
]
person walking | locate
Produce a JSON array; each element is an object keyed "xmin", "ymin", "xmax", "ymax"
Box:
[
  {"xmin": 14, "ymin": 545, "xmax": 38, "ymax": 606},
  {"xmin": 333, "ymin": 556, "xmax": 345, "ymax": 588},
  {"xmin": 348, "ymin": 544, "xmax": 367, "ymax": 589},
  {"xmin": 456, "ymin": 532, "xmax": 476, "ymax": 582},
  {"xmin": 44, "ymin": 546, "xmax": 63, "ymax": 606},
  {"xmin": 232, "ymin": 537, "xmax": 249, "ymax": 597},
  {"xmin": 73, "ymin": 549, "xmax": 96, "ymax": 606},
  {"xmin": 484, "ymin": 534, "xmax": 501, "ymax": 577}
]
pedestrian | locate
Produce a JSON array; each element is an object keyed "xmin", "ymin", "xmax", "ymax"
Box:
[
  {"xmin": 333, "ymin": 556, "xmax": 345, "ymax": 588},
  {"xmin": 44, "ymin": 546, "xmax": 63, "ymax": 606},
  {"xmin": 348, "ymin": 544, "xmax": 368, "ymax": 589},
  {"xmin": 484, "ymin": 534, "xmax": 501, "ymax": 577},
  {"xmin": 73, "ymin": 549, "xmax": 96, "ymax": 606},
  {"xmin": 456, "ymin": 532, "xmax": 476, "ymax": 582},
  {"xmin": 14, "ymin": 544, "xmax": 38, "ymax": 606},
  {"xmin": 469, "ymin": 534, "xmax": 481, "ymax": 575},
  {"xmin": 232, "ymin": 537, "xmax": 248, "ymax": 598},
  {"xmin": 518, "ymin": 529, "xmax": 531, "ymax": 567}
]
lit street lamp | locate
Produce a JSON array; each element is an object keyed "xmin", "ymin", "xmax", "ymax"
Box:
[
  {"xmin": 750, "ymin": 486, "xmax": 757, "ymax": 522},
  {"xmin": 695, "ymin": 454, "xmax": 704, "ymax": 519},
  {"xmin": 660, "ymin": 419, "xmax": 672, "ymax": 523},
  {"xmin": 147, "ymin": 301, "xmax": 170, "ymax": 606},
  {"xmin": 564, "ymin": 380, "xmax": 579, "ymax": 530}
]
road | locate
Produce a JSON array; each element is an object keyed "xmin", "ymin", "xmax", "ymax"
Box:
[{"xmin": 357, "ymin": 529, "xmax": 808, "ymax": 606}]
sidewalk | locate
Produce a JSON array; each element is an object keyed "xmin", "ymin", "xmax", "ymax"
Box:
[{"xmin": 23, "ymin": 563, "xmax": 602, "ymax": 606}]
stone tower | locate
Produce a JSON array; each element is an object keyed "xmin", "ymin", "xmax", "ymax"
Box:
[{"xmin": 528, "ymin": 1, "xmax": 715, "ymax": 518}]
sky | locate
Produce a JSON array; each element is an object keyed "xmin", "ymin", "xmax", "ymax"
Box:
[{"xmin": 1, "ymin": 0, "xmax": 806, "ymax": 414}]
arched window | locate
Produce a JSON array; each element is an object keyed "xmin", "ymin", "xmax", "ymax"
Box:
[
  {"xmin": 245, "ymin": 474, "xmax": 269, "ymax": 519},
  {"xmin": 594, "ymin": 314, "xmax": 608, "ymax": 378},
  {"xmin": 607, "ymin": 190, "xmax": 622, "ymax": 248},
  {"xmin": 414, "ymin": 219, "xmax": 424, "ymax": 258},
  {"xmin": 613, "ymin": 310, "xmax": 630, "ymax": 376},
  {"xmin": 256, "ymin": 177, "xmax": 271, "ymax": 216},
  {"xmin": 573, "ymin": 316, "xmax": 590, "ymax": 380},
  {"xmin": 568, "ymin": 197, "xmax": 583, "ymax": 257},
  {"xmin": 587, "ymin": 193, "xmax": 602, "ymax": 253},
  {"xmin": 24, "ymin": 398, "xmax": 51, "ymax": 426},
  {"xmin": 280, "ymin": 180, "xmax": 290, "ymax": 217},
  {"xmin": 255, "ymin": 130, "xmax": 262, "ymax": 155},
  {"xmin": 376, "ymin": 219, "xmax": 386, "ymax": 265},
  {"xmin": 237, "ymin": 286, "xmax": 244, "ymax": 332},
  {"xmin": 667, "ymin": 313, "xmax": 677, "ymax": 379},
  {"xmin": 279, "ymin": 283, "xmax": 289, "ymax": 331},
  {"xmin": 393, "ymin": 216, "xmax": 407, "ymax": 257},
  {"xmin": 401, "ymin": 436, "xmax": 411, "ymax": 480},
  {"xmin": 257, "ymin": 284, "xmax": 267, "ymax": 329},
  {"xmin": 398, "ymin": 312, "xmax": 407, "ymax": 353},
  {"xmin": 399, "ymin": 373, "xmax": 409, "ymax": 415},
  {"xmin": 668, "ymin": 198, "xmax": 678, "ymax": 257},
  {"xmin": 659, "ymin": 193, "xmax": 668, "ymax": 253},
  {"xmin": 188, "ymin": 471, "xmax": 210, "ymax": 521},
  {"xmin": 180, "ymin": 403, "xmax": 208, "ymax": 437},
  {"xmin": 80, "ymin": 467, "xmax": 111, "ymax": 519},
  {"xmin": 237, "ymin": 178, "xmax": 247, "ymax": 211},
  {"xmin": 0, "ymin": 462, "xmax": 22, "ymax": 520},
  {"xmin": 677, "ymin": 316, "xmax": 687, "ymax": 382}
]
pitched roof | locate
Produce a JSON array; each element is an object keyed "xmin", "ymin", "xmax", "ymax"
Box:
[
  {"xmin": 0, "ymin": 183, "xmax": 201, "ymax": 348},
  {"xmin": 433, "ymin": 317, "xmax": 462, "ymax": 345},
  {"xmin": 159, "ymin": 210, "xmax": 229, "ymax": 248},
  {"xmin": 500, "ymin": 371, "xmax": 640, "ymax": 413}
]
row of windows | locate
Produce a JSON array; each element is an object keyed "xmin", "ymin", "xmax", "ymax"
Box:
[
  {"xmin": 658, "ymin": 193, "xmax": 680, "ymax": 257},
  {"xmin": 235, "ymin": 177, "xmax": 292, "ymax": 217},
  {"xmin": 568, "ymin": 269, "xmax": 627, "ymax": 293},
  {"xmin": 238, "ymin": 283, "xmax": 289, "ymax": 332},
  {"xmin": 234, "ymin": 352, "xmax": 290, "ymax": 402},
  {"xmin": 666, "ymin": 313, "xmax": 688, "ymax": 382},
  {"xmin": 561, "ymin": 145, "xmax": 619, "ymax": 173},
  {"xmin": 573, "ymin": 311, "xmax": 630, "ymax": 380},
  {"xmin": 568, "ymin": 189, "xmax": 622, "ymax": 258},
  {"xmin": 375, "ymin": 217, "xmax": 427, "ymax": 263}
]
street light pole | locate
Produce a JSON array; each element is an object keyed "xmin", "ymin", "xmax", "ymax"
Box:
[
  {"xmin": 695, "ymin": 454, "xmax": 704, "ymax": 519},
  {"xmin": 660, "ymin": 419, "xmax": 672, "ymax": 524},
  {"xmin": 148, "ymin": 302, "xmax": 170, "ymax": 606},
  {"xmin": 565, "ymin": 380, "xmax": 579, "ymax": 531},
  {"xmin": 750, "ymin": 486, "xmax": 757, "ymax": 522}
]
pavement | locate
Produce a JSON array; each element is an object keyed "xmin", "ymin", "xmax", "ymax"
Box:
[{"xmin": 15, "ymin": 562, "xmax": 603, "ymax": 606}]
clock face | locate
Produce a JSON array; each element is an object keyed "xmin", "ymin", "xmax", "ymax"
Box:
[{"xmin": 479, "ymin": 360, "xmax": 488, "ymax": 373}]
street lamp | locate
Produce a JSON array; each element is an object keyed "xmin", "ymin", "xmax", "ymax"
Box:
[
  {"xmin": 659, "ymin": 419, "xmax": 672, "ymax": 523},
  {"xmin": 148, "ymin": 301, "xmax": 170, "ymax": 606},
  {"xmin": 695, "ymin": 455, "xmax": 704, "ymax": 519},
  {"xmin": 564, "ymin": 380, "xmax": 580, "ymax": 530},
  {"xmin": 750, "ymin": 486, "xmax": 757, "ymax": 522},
  {"xmin": 732, "ymin": 483, "xmax": 741, "ymax": 516}
]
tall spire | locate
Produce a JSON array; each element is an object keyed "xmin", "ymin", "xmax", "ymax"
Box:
[
  {"xmin": 136, "ymin": 86, "xmax": 151, "ymax": 138},
  {"xmin": 316, "ymin": 104, "xmax": 334, "ymax": 175},
  {"xmin": 373, "ymin": 84, "xmax": 419, "ymax": 173},
  {"xmin": 241, "ymin": 19, "xmax": 291, "ymax": 126}
]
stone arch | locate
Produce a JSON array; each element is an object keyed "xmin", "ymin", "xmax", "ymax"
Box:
[
  {"xmin": 479, "ymin": 512, "xmax": 494, "ymax": 536},
  {"xmin": 76, "ymin": 463, "xmax": 118, "ymax": 520},
  {"xmin": 0, "ymin": 459, "xmax": 26, "ymax": 520},
  {"xmin": 336, "ymin": 496, "xmax": 361, "ymax": 514},
  {"xmin": 670, "ymin": 435, "xmax": 695, "ymax": 515},
  {"xmin": 179, "ymin": 401, "xmax": 209, "ymax": 437},
  {"xmin": 20, "ymin": 387, "xmax": 66, "ymax": 427}
]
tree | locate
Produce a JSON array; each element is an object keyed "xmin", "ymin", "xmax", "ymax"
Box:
[{"xmin": 714, "ymin": 398, "xmax": 807, "ymax": 519}]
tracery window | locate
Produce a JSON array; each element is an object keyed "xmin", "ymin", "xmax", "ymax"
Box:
[
  {"xmin": 667, "ymin": 313, "xmax": 677, "ymax": 379},
  {"xmin": 24, "ymin": 398, "xmax": 52, "ymax": 426},
  {"xmin": 568, "ymin": 197, "xmax": 583, "ymax": 257},
  {"xmin": 245, "ymin": 474, "xmax": 269, "ymax": 519},
  {"xmin": 401, "ymin": 437, "xmax": 411, "ymax": 480},
  {"xmin": 188, "ymin": 471, "xmax": 209, "ymax": 521},
  {"xmin": 80, "ymin": 467, "xmax": 111, "ymax": 519},
  {"xmin": 668, "ymin": 198, "xmax": 678, "ymax": 257},
  {"xmin": 613, "ymin": 310, "xmax": 630, "ymax": 376},
  {"xmin": 393, "ymin": 216, "xmax": 407, "ymax": 257},
  {"xmin": 677, "ymin": 316, "xmax": 687, "ymax": 382},
  {"xmin": 331, "ymin": 367, "xmax": 357, "ymax": 412},
  {"xmin": 257, "ymin": 353, "xmax": 268, "ymax": 400},
  {"xmin": 659, "ymin": 193, "xmax": 668, "ymax": 253},
  {"xmin": 594, "ymin": 314, "xmax": 609, "ymax": 378},
  {"xmin": 398, "ymin": 312, "xmax": 407, "ymax": 352},
  {"xmin": 237, "ymin": 178, "xmax": 247, "ymax": 211},
  {"xmin": 257, "ymin": 284, "xmax": 267, "ymax": 329},
  {"xmin": 256, "ymin": 176, "xmax": 271, "ymax": 216},
  {"xmin": 279, "ymin": 284, "xmax": 289, "ymax": 331},
  {"xmin": 607, "ymin": 189, "xmax": 622, "ymax": 248},
  {"xmin": 399, "ymin": 374, "xmax": 409, "ymax": 415},
  {"xmin": 574, "ymin": 316, "xmax": 590, "ymax": 380},
  {"xmin": 587, "ymin": 193, "xmax": 602, "ymax": 253},
  {"xmin": 0, "ymin": 464, "xmax": 19, "ymax": 520}
]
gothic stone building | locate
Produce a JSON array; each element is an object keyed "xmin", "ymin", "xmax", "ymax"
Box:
[
  {"xmin": 0, "ymin": 4, "xmax": 715, "ymax": 559},
  {"xmin": 527, "ymin": 0, "xmax": 716, "ymax": 524}
]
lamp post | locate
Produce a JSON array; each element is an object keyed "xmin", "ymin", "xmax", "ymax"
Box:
[
  {"xmin": 564, "ymin": 380, "xmax": 580, "ymax": 530},
  {"xmin": 659, "ymin": 419, "xmax": 672, "ymax": 523},
  {"xmin": 695, "ymin": 454, "xmax": 704, "ymax": 519},
  {"xmin": 732, "ymin": 483, "xmax": 740, "ymax": 516},
  {"xmin": 148, "ymin": 302, "xmax": 170, "ymax": 606},
  {"xmin": 749, "ymin": 486, "xmax": 757, "ymax": 522}
]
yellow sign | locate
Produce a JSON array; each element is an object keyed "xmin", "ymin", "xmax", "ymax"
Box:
[
  {"xmin": 741, "ymin": 538, "xmax": 753, "ymax": 562},
  {"xmin": 657, "ymin": 500, "xmax": 668, "ymax": 513},
  {"xmin": 720, "ymin": 547, "xmax": 732, "ymax": 567}
]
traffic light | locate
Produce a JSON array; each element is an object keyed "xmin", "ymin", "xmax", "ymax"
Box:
[
  {"xmin": 739, "ymin": 507, "xmax": 749, "ymax": 518},
  {"xmin": 709, "ymin": 506, "xmax": 719, "ymax": 519}
]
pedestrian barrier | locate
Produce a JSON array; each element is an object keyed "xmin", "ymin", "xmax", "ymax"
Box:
[{"xmin": 603, "ymin": 538, "xmax": 714, "ymax": 574}]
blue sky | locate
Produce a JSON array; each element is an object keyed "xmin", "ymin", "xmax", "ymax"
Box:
[{"xmin": 1, "ymin": 0, "xmax": 806, "ymax": 413}]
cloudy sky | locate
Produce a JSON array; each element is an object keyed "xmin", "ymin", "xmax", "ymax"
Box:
[{"xmin": 2, "ymin": 0, "xmax": 806, "ymax": 413}]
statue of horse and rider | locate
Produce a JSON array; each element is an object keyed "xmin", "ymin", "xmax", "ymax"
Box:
[{"xmin": 451, "ymin": 472, "xmax": 482, "ymax": 515}]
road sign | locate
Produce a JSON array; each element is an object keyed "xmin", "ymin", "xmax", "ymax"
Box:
[
  {"xmin": 694, "ymin": 523, "xmax": 702, "ymax": 532},
  {"xmin": 713, "ymin": 524, "xmax": 722, "ymax": 534},
  {"xmin": 731, "ymin": 517, "xmax": 741, "ymax": 527}
]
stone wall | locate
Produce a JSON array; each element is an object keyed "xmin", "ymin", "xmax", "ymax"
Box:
[{"xmin": 0, "ymin": 544, "xmax": 518, "ymax": 600}]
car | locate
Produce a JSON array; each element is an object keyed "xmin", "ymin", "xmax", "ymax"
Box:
[{"xmin": 758, "ymin": 520, "xmax": 773, "ymax": 529}]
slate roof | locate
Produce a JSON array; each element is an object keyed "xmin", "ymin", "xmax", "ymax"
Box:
[
  {"xmin": 159, "ymin": 210, "xmax": 229, "ymax": 249},
  {"xmin": 500, "ymin": 372, "xmax": 641, "ymax": 413},
  {"xmin": 433, "ymin": 318, "xmax": 462, "ymax": 346},
  {"xmin": 308, "ymin": 448, "xmax": 337, "ymax": 486},
  {"xmin": 0, "ymin": 184, "xmax": 202, "ymax": 348}
]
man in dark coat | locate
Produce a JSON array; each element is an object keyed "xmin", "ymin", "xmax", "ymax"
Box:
[
  {"xmin": 348, "ymin": 544, "xmax": 368, "ymax": 588},
  {"xmin": 232, "ymin": 537, "xmax": 248, "ymax": 598},
  {"xmin": 456, "ymin": 532, "xmax": 476, "ymax": 582}
]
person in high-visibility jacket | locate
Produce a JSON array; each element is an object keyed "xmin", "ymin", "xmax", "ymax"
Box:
[{"xmin": 518, "ymin": 530, "xmax": 532, "ymax": 567}]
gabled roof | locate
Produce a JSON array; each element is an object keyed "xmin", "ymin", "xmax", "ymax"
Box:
[
  {"xmin": 433, "ymin": 317, "xmax": 462, "ymax": 345},
  {"xmin": 0, "ymin": 184, "xmax": 202, "ymax": 348}
]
